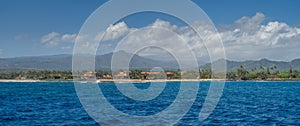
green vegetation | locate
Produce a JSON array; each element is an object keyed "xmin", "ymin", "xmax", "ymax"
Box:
[
  {"xmin": 226, "ymin": 65, "xmax": 300, "ymax": 81},
  {"xmin": 0, "ymin": 65, "xmax": 299, "ymax": 81},
  {"xmin": 0, "ymin": 70, "xmax": 73, "ymax": 81}
]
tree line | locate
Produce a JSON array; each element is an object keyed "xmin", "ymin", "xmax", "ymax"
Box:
[
  {"xmin": 227, "ymin": 65, "xmax": 300, "ymax": 80},
  {"xmin": 0, "ymin": 65, "xmax": 299, "ymax": 81}
]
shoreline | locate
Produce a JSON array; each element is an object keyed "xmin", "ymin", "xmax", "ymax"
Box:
[
  {"xmin": 0, "ymin": 79, "xmax": 44, "ymax": 82},
  {"xmin": 0, "ymin": 79, "xmax": 299, "ymax": 83},
  {"xmin": 0, "ymin": 79, "xmax": 221, "ymax": 83}
]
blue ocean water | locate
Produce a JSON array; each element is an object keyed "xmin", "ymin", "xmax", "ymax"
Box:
[{"xmin": 1, "ymin": 81, "xmax": 300, "ymax": 125}]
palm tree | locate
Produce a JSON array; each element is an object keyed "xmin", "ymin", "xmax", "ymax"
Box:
[
  {"xmin": 237, "ymin": 65, "xmax": 247, "ymax": 80},
  {"xmin": 260, "ymin": 66, "xmax": 265, "ymax": 71}
]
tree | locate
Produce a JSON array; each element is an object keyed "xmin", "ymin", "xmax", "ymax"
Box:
[
  {"xmin": 256, "ymin": 66, "xmax": 267, "ymax": 80},
  {"xmin": 226, "ymin": 71, "xmax": 236, "ymax": 80},
  {"xmin": 172, "ymin": 69, "xmax": 181, "ymax": 79},
  {"xmin": 246, "ymin": 72, "xmax": 258, "ymax": 80},
  {"xmin": 182, "ymin": 70, "xmax": 198, "ymax": 79},
  {"xmin": 278, "ymin": 72, "xmax": 290, "ymax": 78},
  {"xmin": 267, "ymin": 67, "xmax": 270, "ymax": 75},
  {"xmin": 129, "ymin": 70, "xmax": 142, "ymax": 79},
  {"xmin": 237, "ymin": 65, "xmax": 247, "ymax": 80},
  {"xmin": 260, "ymin": 66, "xmax": 265, "ymax": 71},
  {"xmin": 289, "ymin": 65, "xmax": 294, "ymax": 78},
  {"xmin": 200, "ymin": 69, "xmax": 211, "ymax": 79}
]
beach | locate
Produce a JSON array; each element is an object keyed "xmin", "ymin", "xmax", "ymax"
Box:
[
  {"xmin": 0, "ymin": 79, "xmax": 43, "ymax": 82},
  {"xmin": 98, "ymin": 79, "xmax": 225, "ymax": 82},
  {"xmin": 0, "ymin": 79, "xmax": 227, "ymax": 83}
]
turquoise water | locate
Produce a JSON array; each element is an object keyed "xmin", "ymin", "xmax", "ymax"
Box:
[{"xmin": 1, "ymin": 81, "xmax": 300, "ymax": 125}]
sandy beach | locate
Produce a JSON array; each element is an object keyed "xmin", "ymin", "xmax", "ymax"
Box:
[
  {"xmin": 0, "ymin": 79, "xmax": 226, "ymax": 83},
  {"xmin": 0, "ymin": 79, "xmax": 43, "ymax": 82},
  {"xmin": 97, "ymin": 79, "xmax": 225, "ymax": 82}
]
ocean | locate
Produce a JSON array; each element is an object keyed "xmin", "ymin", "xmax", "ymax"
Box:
[{"xmin": 1, "ymin": 81, "xmax": 300, "ymax": 125}]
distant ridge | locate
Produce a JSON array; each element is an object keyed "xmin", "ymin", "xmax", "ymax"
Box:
[
  {"xmin": 0, "ymin": 52, "xmax": 299, "ymax": 72},
  {"xmin": 201, "ymin": 58, "xmax": 300, "ymax": 71},
  {"xmin": 0, "ymin": 51, "xmax": 179, "ymax": 71}
]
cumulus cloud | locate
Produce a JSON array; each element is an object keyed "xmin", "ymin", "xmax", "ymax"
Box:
[
  {"xmin": 103, "ymin": 19, "xmax": 210, "ymax": 64},
  {"xmin": 61, "ymin": 34, "xmax": 77, "ymax": 42},
  {"xmin": 41, "ymin": 13, "xmax": 300, "ymax": 61},
  {"xmin": 97, "ymin": 14, "xmax": 300, "ymax": 62},
  {"xmin": 41, "ymin": 22, "xmax": 131, "ymax": 49},
  {"xmin": 94, "ymin": 21, "xmax": 135, "ymax": 42},
  {"xmin": 233, "ymin": 12, "xmax": 265, "ymax": 33},
  {"xmin": 41, "ymin": 32, "xmax": 77, "ymax": 47},
  {"xmin": 103, "ymin": 22, "xmax": 131, "ymax": 41},
  {"xmin": 219, "ymin": 13, "xmax": 300, "ymax": 61}
]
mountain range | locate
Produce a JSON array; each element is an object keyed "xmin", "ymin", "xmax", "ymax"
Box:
[
  {"xmin": 0, "ymin": 51, "xmax": 299, "ymax": 72},
  {"xmin": 201, "ymin": 58, "xmax": 300, "ymax": 71},
  {"xmin": 0, "ymin": 51, "xmax": 179, "ymax": 71}
]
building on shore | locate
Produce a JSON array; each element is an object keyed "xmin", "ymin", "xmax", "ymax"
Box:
[{"xmin": 141, "ymin": 71, "xmax": 173, "ymax": 80}]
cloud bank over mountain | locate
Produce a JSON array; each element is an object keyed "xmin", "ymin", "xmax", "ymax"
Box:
[
  {"xmin": 219, "ymin": 12, "xmax": 300, "ymax": 61},
  {"xmin": 40, "ymin": 12, "xmax": 300, "ymax": 62}
]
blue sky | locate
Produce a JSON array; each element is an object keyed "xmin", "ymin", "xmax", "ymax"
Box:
[{"xmin": 0, "ymin": 0, "xmax": 300, "ymax": 61}]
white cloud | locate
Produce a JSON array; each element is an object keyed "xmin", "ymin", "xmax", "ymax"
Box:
[
  {"xmin": 0, "ymin": 49, "xmax": 3, "ymax": 55},
  {"xmin": 151, "ymin": 19, "xmax": 178, "ymax": 31},
  {"xmin": 41, "ymin": 22, "xmax": 131, "ymax": 50},
  {"xmin": 234, "ymin": 12, "xmax": 265, "ymax": 32},
  {"xmin": 103, "ymin": 22, "xmax": 130, "ymax": 41},
  {"xmin": 94, "ymin": 21, "xmax": 136, "ymax": 42},
  {"xmin": 41, "ymin": 13, "xmax": 300, "ymax": 61},
  {"xmin": 41, "ymin": 32, "xmax": 77, "ymax": 47},
  {"xmin": 219, "ymin": 13, "xmax": 300, "ymax": 61},
  {"xmin": 61, "ymin": 34, "xmax": 77, "ymax": 42},
  {"xmin": 107, "ymin": 13, "xmax": 300, "ymax": 61},
  {"xmin": 41, "ymin": 32, "xmax": 60, "ymax": 43},
  {"xmin": 110, "ymin": 19, "xmax": 209, "ymax": 63}
]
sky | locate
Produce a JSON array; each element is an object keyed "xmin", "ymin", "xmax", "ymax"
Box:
[{"xmin": 0, "ymin": 0, "xmax": 300, "ymax": 62}]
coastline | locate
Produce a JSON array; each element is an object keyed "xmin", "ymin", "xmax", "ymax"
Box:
[
  {"xmin": 0, "ymin": 79, "xmax": 44, "ymax": 82},
  {"xmin": 99, "ymin": 79, "xmax": 226, "ymax": 82},
  {"xmin": 0, "ymin": 79, "xmax": 223, "ymax": 83},
  {"xmin": 0, "ymin": 78, "xmax": 299, "ymax": 83}
]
